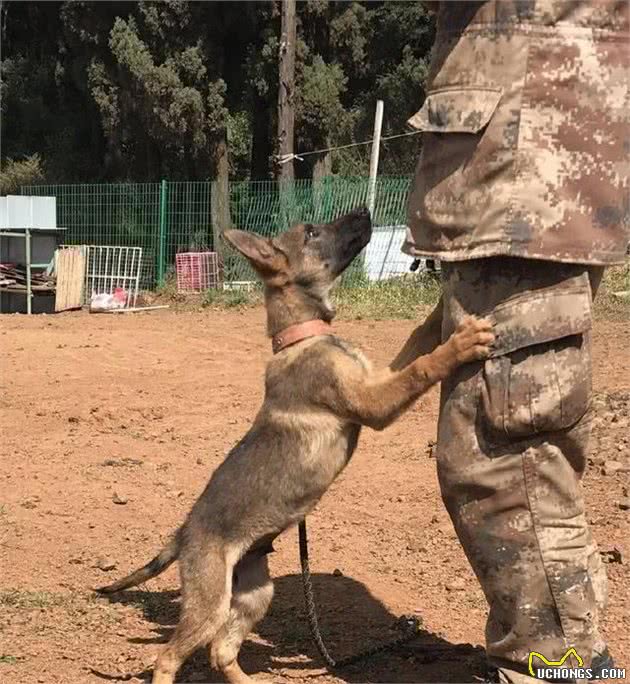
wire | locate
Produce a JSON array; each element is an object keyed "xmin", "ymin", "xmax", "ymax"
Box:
[
  {"xmin": 277, "ymin": 129, "xmax": 422, "ymax": 164},
  {"xmin": 382, "ymin": 130, "xmax": 424, "ymax": 142}
]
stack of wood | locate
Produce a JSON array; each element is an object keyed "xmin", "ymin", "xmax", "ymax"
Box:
[
  {"xmin": 0, "ymin": 263, "xmax": 56, "ymax": 291},
  {"xmin": 0, "ymin": 264, "xmax": 17, "ymax": 287}
]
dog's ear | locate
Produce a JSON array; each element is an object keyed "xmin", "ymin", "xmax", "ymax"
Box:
[{"xmin": 221, "ymin": 230, "xmax": 283, "ymax": 274}]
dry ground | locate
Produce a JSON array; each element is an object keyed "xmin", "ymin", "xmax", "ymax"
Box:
[{"xmin": 1, "ymin": 308, "xmax": 628, "ymax": 683}]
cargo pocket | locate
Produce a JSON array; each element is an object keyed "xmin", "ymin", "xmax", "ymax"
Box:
[
  {"xmin": 407, "ymin": 87, "xmax": 504, "ymax": 232},
  {"xmin": 480, "ymin": 280, "xmax": 593, "ymax": 443},
  {"xmin": 408, "ymin": 86, "xmax": 502, "ymax": 134}
]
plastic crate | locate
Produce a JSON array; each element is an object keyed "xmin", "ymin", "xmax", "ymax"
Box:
[{"xmin": 175, "ymin": 252, "xmax": 220, "ymax": 292}]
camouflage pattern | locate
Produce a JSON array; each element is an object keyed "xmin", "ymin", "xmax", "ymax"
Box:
[
  {"xmin": 436, "ymin": 256, "xmax": 607, "ymax": 683},
  {"xmin": 404, "ymin": 0, "xmax": 630, "ymax": 265}
]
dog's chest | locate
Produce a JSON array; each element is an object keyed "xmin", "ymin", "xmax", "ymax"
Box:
[{"xmin": 329, "ymin": 337, "xmax": 372, "ymax": 372}]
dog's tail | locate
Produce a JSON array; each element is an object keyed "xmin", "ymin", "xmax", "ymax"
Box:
[{"xmin": 95, "ymin": 531, "xmax": 181, "ymax": 594}]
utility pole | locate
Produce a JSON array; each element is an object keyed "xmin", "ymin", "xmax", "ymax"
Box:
[
  {"xmin": 277, "ymin": 0, "xmax": 296, "ymax": 182},
  {"xmin": 367, "ymin": 99, "xmax": 384, "ymax": 219}
]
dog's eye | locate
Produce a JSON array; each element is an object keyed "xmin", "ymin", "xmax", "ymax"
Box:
[{"xmin": 305, "ymin": 226, "xmax": 319, "ymax": 241}]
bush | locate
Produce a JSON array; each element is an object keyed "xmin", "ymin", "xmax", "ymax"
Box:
[{"xmin": 0, "ymin": 154, "xmax": 45, "ymax": 195}]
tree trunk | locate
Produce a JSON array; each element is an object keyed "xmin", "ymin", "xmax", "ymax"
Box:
[
  {"xmin": 277, "ymin": 0, "xmax": 296, "ymax": 183},
  {"xmin": 250, "ymin": 95, "xmax": 272, "ymax": 179},
  {"xmin": 312, "ymin": 147, "xmax": 332, "ymax": 220},
  {"xmin": 211, "ymin": 128, "xmax": 231, "ymax": 269},
  {"xmin": 312, "ymin": 150, "xmax": 332, "ymax": 183}
]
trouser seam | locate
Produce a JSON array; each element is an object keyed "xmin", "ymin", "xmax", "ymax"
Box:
[{"xmin": 521, "ymin": 449, "xmax": 571, "ymax": 645}]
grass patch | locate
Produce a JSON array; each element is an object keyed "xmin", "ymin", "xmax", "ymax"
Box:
[
  {"xmin": 100, "ymin": 457, "xmax": 143, "ymax": 468},
  {"xmin": 143, "ymin": 273, "xmax": 188, "ymax": 306},
  {"xmin": 594, "ymin": 262, "xmax": 629, "ymax": 320},
  {"xmin": 0, "ymin": 590, "xmax": 64, "ymax": 609},
  {"xmin": 151, "ymin": 269, "xmax": 441, "ymax": 319},
  {"xmin": 150, "ymin": 272, "xmax": 262, "ymax": 311},
  {"xmin": 334, "ymin": 272, "xmax": 442, "ymax": 320},
  {"xmin": 148, "ymin": 260, "xmax": 628, "ymax": 322},
  {"xmin": 202, "ymin": 287, "xmax": 261, "ymax": 309},
  {"xmin": 0, "ymin": 655, "xmax": 18, "ymax": 665},
  {"xmin": 334, "ymin": 261, "xmax": 629, "ymax": 322},
  {"xmin": 0, "ymin": 589, "xmax": 122, "ymax": 627}
]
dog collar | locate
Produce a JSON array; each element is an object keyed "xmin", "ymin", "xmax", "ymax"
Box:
[{"xmin": 272, "ymin": 320, "xmax": 333, "ymax": 354}]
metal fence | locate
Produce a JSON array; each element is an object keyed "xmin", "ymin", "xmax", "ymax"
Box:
[
  {"xmin": 22, "ymin": 182, "xmax": 161, "ymax": 286},
  {"xmin": 22, "ymin": 177, "xmax": 415, "ymax": 288}
]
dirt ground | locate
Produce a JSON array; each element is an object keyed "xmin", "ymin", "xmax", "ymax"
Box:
[{"xmin": 1, "ymin": 308, "xmax": 628, "ymax": 684}]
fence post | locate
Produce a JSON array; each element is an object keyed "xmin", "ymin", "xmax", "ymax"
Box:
[
  {"xmin": 367, "ymin": 99, "xmax": 384, "ymax": 218},
  {"xmin": 158, "ymin": 179, "xmax": 168, "ymax": 286}
]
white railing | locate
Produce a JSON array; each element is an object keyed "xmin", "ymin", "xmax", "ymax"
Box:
[{"xmin": 60, "ymin": 245, "xmax": 142, "ymax": 308}]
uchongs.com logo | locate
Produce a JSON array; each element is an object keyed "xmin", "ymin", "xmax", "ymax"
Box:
[{"xmin": 528, "ymin": 647, "xmax": 626, "ymax": 680}]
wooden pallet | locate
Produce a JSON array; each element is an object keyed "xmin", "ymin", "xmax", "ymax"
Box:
[{"xmin": 54, "ymin": 247, "xmax": 86, "ymax": 312}]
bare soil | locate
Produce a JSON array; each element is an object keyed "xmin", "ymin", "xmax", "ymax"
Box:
[{"xmin": 1, "ymin": 309, "xmax": 628, "ymax": 683}]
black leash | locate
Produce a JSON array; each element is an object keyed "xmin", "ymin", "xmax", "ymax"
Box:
[
  {"xmin": 298, "ymin": 519, "xmax": 422, "ymax": 669},
  {"xmin": 295, "ymin": 254, "xmax": 435, "ymax": 669}
]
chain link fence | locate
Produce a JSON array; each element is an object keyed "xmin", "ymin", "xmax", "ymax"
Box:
[
  {"xmin": 23, "ymin": 177, "xmax": 416, "ymax": 289},
  {"xmin": 22, "ymin": 182, "xmax": 161, "ymax": 287}
]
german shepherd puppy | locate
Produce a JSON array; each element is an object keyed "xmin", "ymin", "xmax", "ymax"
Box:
[{"xmin": 97, "ymin": 209, "xmax": 494, "ymax": 683}]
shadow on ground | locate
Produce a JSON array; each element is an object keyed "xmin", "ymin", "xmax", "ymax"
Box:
[{"xmin": 95, "ymin": 572, "xmax": 486, "ymax": 683}]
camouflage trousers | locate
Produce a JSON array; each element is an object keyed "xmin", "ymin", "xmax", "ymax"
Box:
[{"xmin": 436, "ymin": 257, "xmax": 608, "ymax": 683}]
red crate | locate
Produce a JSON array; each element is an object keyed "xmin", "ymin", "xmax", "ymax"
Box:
[{"xmin": 175, "ymin": 252, "xmax": 220, "ymax": 292}]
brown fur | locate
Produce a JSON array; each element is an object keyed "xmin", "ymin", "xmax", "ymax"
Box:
[{"xmin": 96, "ymin": 209, "xmax": 494, "ymax": 684}]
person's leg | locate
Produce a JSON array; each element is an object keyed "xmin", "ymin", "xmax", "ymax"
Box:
[{"xmin": 436, "ymin": 257, "xmax": 609, "ymax": 683}]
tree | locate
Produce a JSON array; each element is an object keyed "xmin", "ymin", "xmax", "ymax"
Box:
[
  {"xmin": 293, "ymin": 0, "xmax": 435, "ymax": 177},
  {"xmin": 0, "ymin": 155, "xmax": 45, "ymax": 195},
  {"xmin": 277, "ymin": 0, "xmax": 296, "ymax": 182},
  {"xmin": 1, "ymin": 1, "xmax": 436, "ymax": 185},
  {"xmin": 80, "ymin": 5, "xmax": 229, "ymax": 181},
  {"xmin": 1, "ymin": 0, "xmax": 108, "ymax": 183}
]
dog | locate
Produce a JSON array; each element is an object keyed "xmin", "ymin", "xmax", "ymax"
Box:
[{"xmin": 96, "ymin": 208, "xmax": 494, "ymax": 684}]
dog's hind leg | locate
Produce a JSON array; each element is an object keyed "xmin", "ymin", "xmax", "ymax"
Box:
[
  {"xmin": 152, "ymin": 544, "xmax": 235, "ymax": 684},
  {"xmin": 209, "ymin": 553, "xmax": 274, "ymax": 683}
]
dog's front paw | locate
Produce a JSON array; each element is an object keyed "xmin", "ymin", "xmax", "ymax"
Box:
[{"xmin": 448, "ymin": 316, "xmax": 495, "ymax": 364}]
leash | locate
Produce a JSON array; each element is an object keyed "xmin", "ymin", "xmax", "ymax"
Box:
[{"xmin": 298, "ymin": 519, "xmax": 422, "ymax": 669}]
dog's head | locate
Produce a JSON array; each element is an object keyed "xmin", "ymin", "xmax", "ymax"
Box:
[{"xmin": 222, "ymin": 209, "xmax": 372, "ymax": 321}]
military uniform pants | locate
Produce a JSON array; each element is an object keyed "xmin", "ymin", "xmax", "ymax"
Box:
[{"xmin": 437, "ymin": 257, "xmax": 608, "ymax": 683}]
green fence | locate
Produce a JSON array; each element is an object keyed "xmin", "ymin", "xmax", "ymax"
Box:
[
  {"xmin": 22, "ymin": 182, "xmax": 161, "ymax": 285},
  {"xmin": 230, "ymin": 176, "xmax": 410, "ymax": 234},
  {"xmin": 23, "ymin": 176, "xmax": 412, "ymax": 287}
]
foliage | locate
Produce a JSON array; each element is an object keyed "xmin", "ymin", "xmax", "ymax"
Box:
[
  {"xmin": 202, "ymin": 287, "xmax": 256, "ymax": 309},
  {"xmin": 295, "ymin": 57, "xmax": 350, "ymax": 150},
  {"xmin": 2, "ymin": 1, "xmax": 435, "ymax": 184},
  {"xmin": 0, "ymin": 155, "xmax": 45, "ymax": 195}
]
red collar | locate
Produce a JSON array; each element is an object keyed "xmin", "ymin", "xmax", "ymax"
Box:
[{"xmin": 271, "ymin": 320, "xmax": 333, "ymax": 354}]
